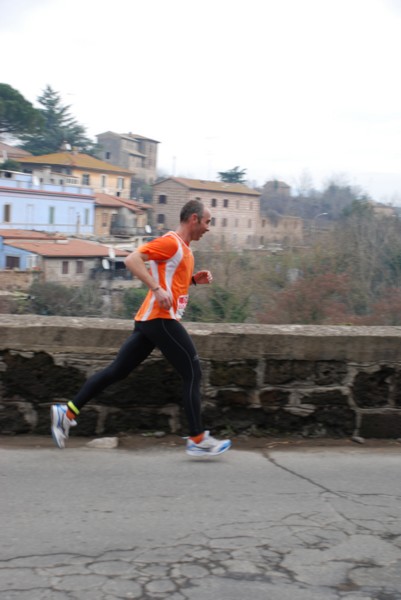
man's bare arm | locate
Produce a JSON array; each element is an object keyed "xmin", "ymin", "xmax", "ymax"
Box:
[{"xmin": 125, "ymin": 251, "xmax": 172, "ymax": 309}]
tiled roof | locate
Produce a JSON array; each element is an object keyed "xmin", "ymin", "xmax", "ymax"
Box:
[
  {"xmin": 0, "ymin": 229, "xmax": 66, "ymax": 240},
  {"xmin": 18, "ymin": 152, "xmax": 132, "ymax": 175},
  {"xmin": 5, "ymin": 238, "xmax": 128, "ymax": 258},
  {"xmin": 95, "ymin": 193, "xmax": 151, "ymax": 212},
  {"xmin": 157, "ymin": 177, "xmax": 260, "ymax": 196},
  {"xmin": 97, "ymin": 131, "xmax": 159, "ymax": 144},
  {"xmin": 0, "ymin": 142, "xmax": 32, "ymax": 159}
]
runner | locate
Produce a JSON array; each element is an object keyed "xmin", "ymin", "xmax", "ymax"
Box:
[{"xmin": 51, "ymin": 199, "xmax": 231, "ymax": 457}]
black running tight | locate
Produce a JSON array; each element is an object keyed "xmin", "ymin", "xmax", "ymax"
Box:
[{"xmin": 71, "ymin": 319, "xmax": 203, "ymax": 436}]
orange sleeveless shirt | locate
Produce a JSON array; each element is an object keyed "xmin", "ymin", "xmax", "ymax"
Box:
[{"xmin": 134, "ymin": 231, "xmax": 194, "ymax": 321}]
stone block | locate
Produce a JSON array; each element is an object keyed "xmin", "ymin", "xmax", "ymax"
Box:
[
  {"xmin": 264, "ymin": 360, "xmax": 314, "ymax": 384},
  {"xmin": 353, "ymin": 368, "xmax": 393, "ymax": 408},
  {"xmin": 202, "ymin": 406, "xmax": 267, "ymax": 434},
  {"xmin": 103, "ymin": 407, "xmax": 177, "ymax": 435},
  {"xmin": 301, "ymin": 390, "xmax": 349, "ymax": 406},
  {"xmin": 0, "ymin": 403, "xmax": 31, "ymax": 434},
  {"xmin": 210, "ymin": 360, "xmax": 257, "ymax": 388},
  {"xmin": 315, "ymin": 361, "xmax": 348, "ymax": 385},
  {"xmin": 301, "ymin": 406, "xmax": 355, "ymax": 437},
  {"xmin": 359, "ymin": 412, "xmax": 401, "ymax": 438},
  {"xmin": 260, "ymin": 389, "xmax": 290, "ymax": 407},
  {"xmin": 215, "ymin": 390, "xmax": 255, "ymax": 407},
  {"xmin": 93, "ymin": 360, "xmax": 182, "ymax": 408},
  {"xmin": 0, "ymin": 350, "xmax": 85, "ymax": 404}
]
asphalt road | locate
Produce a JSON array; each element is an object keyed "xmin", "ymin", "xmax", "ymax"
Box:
[{"xmin": 2, "ymin": 439, "xmax": 401, "ymax": 599}]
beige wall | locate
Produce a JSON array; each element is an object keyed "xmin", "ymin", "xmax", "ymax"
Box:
[
  {"xmin": 94, "ymin": 207, "xmax": 118, "ymax": 237},
  {"xmin": 41, "ymin": 257, "xmax": 99, "ymax": 285},
  {"xmin": 68, "ymin": 168, "xmax": 130, "ymax": 199},
  {"xmin": 257, "ymin": 215, "xmax": 304, "ymax": 245}
]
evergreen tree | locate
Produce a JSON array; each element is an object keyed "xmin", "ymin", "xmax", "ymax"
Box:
[
  {"xmin": 218, "ymin": 166, "xmax": 247, "ymax": 184},
  {"xmin": 0, "ymin": 83, "xmax": 42, "ymax": 137},
  {"xmin": 21, "ymin": 85, "xmax": 97, "ymax": 155}
]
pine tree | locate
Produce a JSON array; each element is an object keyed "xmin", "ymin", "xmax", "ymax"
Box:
[
  {"xmin": 21, "ymin": 85, "xmax": 97, "ymax": 155},
  {"xmin": 0, "ymin": 83, "xmax": 42, "ymax": 137}
]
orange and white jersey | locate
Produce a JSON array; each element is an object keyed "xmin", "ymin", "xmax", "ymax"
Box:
[{"xmin": 134, "ymin": 231, "xmax": 194, "ymax": 321}]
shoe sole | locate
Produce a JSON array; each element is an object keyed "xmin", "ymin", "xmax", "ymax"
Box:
[{"xmin": 186, "ymin": 442, "xmax": 231, "ymax": 457}]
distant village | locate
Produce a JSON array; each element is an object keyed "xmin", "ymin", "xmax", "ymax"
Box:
[
  {"xmin": 0, "ymin": 131, "xmax": 395, "ymax": 293},
  {"xmin": 0, "ymin": 131, "xmax": 304, "ymax": 289}
]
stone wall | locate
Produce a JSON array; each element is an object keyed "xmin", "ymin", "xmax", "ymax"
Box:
[{"xmin": 1, "ymin": 315, "xmax": 401, "ymax": 439}]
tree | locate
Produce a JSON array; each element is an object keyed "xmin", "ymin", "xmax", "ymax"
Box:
[
  {"xmin": 0, "ymin": 83, "xmax": 42, "ymax": 137},
  {"xmin": 21, "ymin": 85, "xmax": 97, "ymax": 155},
  {"xmin": 0, "ymin": 159, "xmax": 22, "ymax": 171},
  {"xmin": 218, "ymin": 166, "xmax": 247, "ymax": 184}
]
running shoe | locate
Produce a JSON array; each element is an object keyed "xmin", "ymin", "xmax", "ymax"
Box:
[
  {"xmin": 186, "ymin": 431, "xmax": 231, "ymax": 457},
  {"xmin": 50, "ymin": 404, "xmax": 77, "ymax": 449}
]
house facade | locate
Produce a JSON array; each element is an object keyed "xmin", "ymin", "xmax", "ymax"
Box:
[
  {"xmin": 94, "ymin": 193, "xmax": 152, "ymax": 242},
  {"xmin": 97, "ymin": 131, "xmax": 159, "ymax": 185},
  {"xmin": 18, "ymin": 152, "xmax": 132, "ymax": 199},
  {"xmin": 257, "ymin": 214, "xmax": 303, "ymax": 247},
  {"xmin": 152, "ymin": 177, "xmax": 262, "ymax": 250},
  {"xmin": 0, "ymin": 170, "xmax": 95, "ymax": 236},
  {"xmin": 0, "ymin": 234, "xmax": 128, "ymax": 285}
]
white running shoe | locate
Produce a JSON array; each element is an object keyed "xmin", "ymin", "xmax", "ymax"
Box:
[
  {"xmin": 50, "ymin": 404, "xmax": 77, "ymax": 449},
  {"xmin": 186, "ymin": 431, "xmax": 231, "ymax": 457}
]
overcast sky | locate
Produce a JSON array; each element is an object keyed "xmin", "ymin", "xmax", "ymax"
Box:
[{"xmin": 2, "ymin": 0, "xmax": 401, "ymax": 202}]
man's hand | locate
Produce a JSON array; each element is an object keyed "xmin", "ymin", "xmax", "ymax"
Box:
[
  {"xmin": 193, "ymin": 270, "xmax": 213, "ymax": 285},
  {"xmin": 153, "ymin": 287, "xmax": 172, "ymax": 309}
]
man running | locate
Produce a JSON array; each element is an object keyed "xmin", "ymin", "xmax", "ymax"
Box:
[{"xmin": 51, "ymin": 199, "xmax": 231, "ymax": 457}]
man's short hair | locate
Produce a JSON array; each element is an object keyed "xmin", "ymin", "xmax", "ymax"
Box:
[{"xmin": 180, "ymin": 199, "xmax": 204, "ymax": 223}]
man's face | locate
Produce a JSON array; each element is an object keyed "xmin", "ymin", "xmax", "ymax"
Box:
[{"xmin": 192, "ymin": 208, "xmax": 211, "ymax": 240}]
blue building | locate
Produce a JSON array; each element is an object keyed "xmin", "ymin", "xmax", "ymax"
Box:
[{"xmin": 0, "ymin": 170, "xmax": 95, "ymax": 236}]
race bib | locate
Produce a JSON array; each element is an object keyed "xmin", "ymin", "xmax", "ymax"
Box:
[{"xmin": 177, "ymin": 295, "xmax": 189, "ymax": 319}]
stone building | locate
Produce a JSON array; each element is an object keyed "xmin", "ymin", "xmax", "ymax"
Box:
[
  {"xmin": 152, "ymin": 177, "xmax": 261, "ymax": 250},
  {"xmin": 263, "ymin": 179, "xmax": 292, "ymax": 198},
  {"xmin": 94, "ymin": 193, "xmax": 152, "ymax": 243},
  {"xmin": 97, "ymin": 132, "xmax": 159, "ymax": 199},
  {"xmin": 257, "ymin": 214, "xmax": 303, "ymax": 247},
  {"xmin": 0, "ymin": 235, "xmax": 128, "ymax": 285}
]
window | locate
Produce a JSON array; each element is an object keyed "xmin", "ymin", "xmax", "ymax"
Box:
[
  {"xmin": 3, "ymin": 204, "xmax": 11, "ymax": 223},
  {"xmin": 6, "ymin": 256, "xmax": 20, "ymax": 269},
  {"xmin": 102, "ymin": 212, "xmax": 108, "ymax": 227},
  {"xmin": 49, "ymin": 206, "xmax": 55, "ymax": 224},
  {"xmin": 26, "ymin": 204, "xmax": 34, "ymax": 223},
  {"xmin": 117, "ymin": 177, "xmax": 124, "ymax": 189},
  {"xmin": 157, "ymin": 214, "xmax": 165, "ymax": 224},
  {"xmin": 101, "ymin": 175, "xmax": 107, "ymax": 188},
  {"xmin": 211, "ymin": 217, "xmax": 216, "ymax": 226},
  {"xmin": 84, "ymin": 208, "xmax": 90, "ymax": 225},
  {"xmin": 105, "ymin": 151, "xmax": 111, "ymax": 159},
  {"xmin": 223, "ymin": 198, "xmax": 229, "ymax": 208},
  {"xmin": 222, "ymin": 218, "xmax": 227, "ymax": 227},
  {"xmin": 82, "ymin": 174, "xmax": 90, "ymax": 185},
  {"xmin": 76, "ymin": 261, "xmax": 84, "ymax": 274},
  {"xmin": 211, "ymin": 198, "xmax": 217, "ymax": 207},
  {"xmin": 159, "ymin": 195, "xmax": 167, "ymax": 204},
  {"xmin": 62, "ymin": 261, "xmax": 69, "ymax": 274},
  {"xmin": 262, "ymin": 219, "xmax": 266, "ymax": 228}
]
